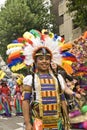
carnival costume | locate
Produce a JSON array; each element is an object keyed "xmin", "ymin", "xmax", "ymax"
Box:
[
  {"xmin": 6, "ymin": 29, "xmax": 76, "ymax": 74},
  {"xmin": 68, "ymin": 32, "xmax": 87, "ymax": 130},
  {"xmin": 6, "ymin": 29, "xmax": 85, "ymax": 129},
  {"xmin": 0, "ymin": 85, "xmax": 5, "ymax": 115},
  {"xmin": 13, "ymin": 84, "xmax": 22, "ymax": 116},
  {"xmin": 23, "ymin": 72, "xmax": 68, "ymax": 129},
  {"xmin": 0, "ymin": 82, "xmax": 11, "ymax": 117},
  {"xmin": 21, "ymin": 29, "xmax": 73, "ymax": 130}
]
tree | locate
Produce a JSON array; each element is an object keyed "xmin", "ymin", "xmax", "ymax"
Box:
[
  {"xmin": 66, "ymin": 0, "xmax": 87, "ymax": 31},
  {"xmin": 0, "ymin": 0, "xmax": 54, "ymax": 60}
]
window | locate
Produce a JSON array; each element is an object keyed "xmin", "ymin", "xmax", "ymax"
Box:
[
  {"xmin": 72, "ymin": 19, "xmax": 79, "ymax": 29},
  {"xmin": 59, "ymin": 15, "xmax": 64, "ymax": 25}
]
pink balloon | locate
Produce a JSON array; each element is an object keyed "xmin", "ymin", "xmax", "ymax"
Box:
[{"xmin": 83, "ymin": 121, "xmax": 87, "ymax": 129}]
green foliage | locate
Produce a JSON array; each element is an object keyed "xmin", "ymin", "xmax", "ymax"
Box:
[
  {"xmin": 0, "ymin": 0, "xmax": 54, "ymax": 60},
  {"xmin": 66, "ymin": 0, "xmax": 87, "ymax": 30}
]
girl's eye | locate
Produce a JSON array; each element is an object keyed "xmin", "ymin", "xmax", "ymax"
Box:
[
  {"xmin": 37, "ymin": 56, "xmax": 50, "ymax": 61},
  {"xmin": 38, "ymin": 57, "xmax": 43, "ymax": 60},
  {"xmin": 45, "ymin": 57, "xmax": 50, "ymax": 60}
]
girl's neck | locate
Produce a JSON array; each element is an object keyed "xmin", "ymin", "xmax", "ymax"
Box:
[{"xmin": 37, "ymin": 70, "xmax": 49, "ymax": 75}]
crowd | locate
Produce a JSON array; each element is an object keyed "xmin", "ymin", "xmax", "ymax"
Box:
[{"xmin": 0, "ymin": 78, "xmax": 23, "ymax": 117}]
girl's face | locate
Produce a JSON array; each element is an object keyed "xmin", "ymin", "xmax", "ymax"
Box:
[
  {"xmin": 51, "ymin": 62, "xmax": 57, "ymax": 71},
  {"xmin": 36, "ymin": 55, "xmax": 51, "ymax": 74}
]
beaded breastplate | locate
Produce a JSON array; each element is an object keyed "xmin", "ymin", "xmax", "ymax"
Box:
[{"xmin": 31, "ymin": 74, "xmax": 62, "ymax": 126}]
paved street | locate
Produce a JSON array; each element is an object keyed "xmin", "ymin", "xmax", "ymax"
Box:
[
  {"xmin": 0, "ymin": 114, "xmax": 83, "ymax": 130},
  {"xmin": 0, "ymin": 106, "xmax": 84, "ymax": 130},
  {"xmin": 0, "ymin": 114, "xmax": 24, "ymax": 130}
]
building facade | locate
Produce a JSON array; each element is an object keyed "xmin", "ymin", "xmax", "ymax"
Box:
[
  {"xmin": 51, "ymin": 0, "xmax": 60, "ymax": 34},
  {"xmin": 58, "ymin": 0, "xmax": 81, "ymax": 42},
  {"xmin": 51, "ymin": 0, "xmax": 82, "ymax": 42}
]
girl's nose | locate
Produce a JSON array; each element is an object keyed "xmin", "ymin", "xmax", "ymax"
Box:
[{"xmin": 42, "ymin": 58, "xmax": 46, "ymax": 62}]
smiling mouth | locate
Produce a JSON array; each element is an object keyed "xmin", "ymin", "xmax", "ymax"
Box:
[
  {"xmin": 41, "ymin": 64, "xmax": 48, "ymax": 68},
  {"xmin": 42, "ymin": 65, "xmax": 47, "ymax": 67}
]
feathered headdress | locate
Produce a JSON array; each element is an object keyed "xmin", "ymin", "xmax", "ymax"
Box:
[
  {"xmin": 6, "ymin": 29, "xmax": 62, "ymax": 70},
  {"xmin": 23, "ymin": 29, "xmax": 62, "ymax": 66},
  {"xmin": 6, "ymin": 29, "xmax": 77, "ymax": 74}
]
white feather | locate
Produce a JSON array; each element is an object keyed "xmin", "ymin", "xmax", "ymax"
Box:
[{"xmin": 6, "ymin": 47, "xmax": 22, "ymax": 55}]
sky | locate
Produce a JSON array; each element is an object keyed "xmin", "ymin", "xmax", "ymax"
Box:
[{"xmin": 0, "ymin": 0, "xmax": 6, "ymax": 7}]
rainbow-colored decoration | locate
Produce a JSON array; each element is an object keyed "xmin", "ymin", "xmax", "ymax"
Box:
[
  {"xmin": 6, "ymin": 29, "xmax": 77, "ymax": 74},
  {"xmin": 6, "ymin": 39, "xmax": 26, "ymax": 72},
  {"xmin": 72, "ymin": 31, "xmax": 87, "ymax": 83}
]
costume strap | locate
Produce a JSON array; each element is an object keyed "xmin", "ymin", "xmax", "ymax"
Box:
[{"xmin": 32, "ymin": 72, "xmax": 36, "ymax": 100}]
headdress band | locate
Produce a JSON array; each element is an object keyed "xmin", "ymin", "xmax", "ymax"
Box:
[{"xmin": 33, "ymin": 47, "xmax": 52, "ymax": 59}]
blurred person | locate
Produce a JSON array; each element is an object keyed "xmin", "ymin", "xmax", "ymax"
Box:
[
  {"xmin": 0, "ymin": 83, "xmax": 5, "ymax": 115},
  {"xmin": 50, "ymin": 62, "xmax": 74, "ymax": 129},
  {"xmin": 12, "ymin": 82, "xmax": 23, "ymax": 116},
  {"xmin": 1, "ymin": 80, "xmax": 11, "ymax": 117}
]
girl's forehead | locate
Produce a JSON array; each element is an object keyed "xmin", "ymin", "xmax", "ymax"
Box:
[{"xmin": 37, "ymin": 55, "xmax": 51, "ymax": 59}]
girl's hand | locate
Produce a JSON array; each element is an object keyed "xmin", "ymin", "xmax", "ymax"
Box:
[
  {"xmin": 25, "ymin": 122, "xmax": 33, "ymax": 130},
  {"xmin": 75, "ymin": 93, "xmax": 81, "ymax": 99}
]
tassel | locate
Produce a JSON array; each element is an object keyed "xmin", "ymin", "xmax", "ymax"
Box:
[
  {"xmin": 33, "ymin": 118, "xmax": 43, "ymax": 130},
  {"xmin": 58, "ymin": 119, "xmax": 63, "ymax": 130}
]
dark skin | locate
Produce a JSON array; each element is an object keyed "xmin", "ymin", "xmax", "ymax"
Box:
[{"xmin": 35, "ymin": 55, "xmax": 51, "ymax": 74}]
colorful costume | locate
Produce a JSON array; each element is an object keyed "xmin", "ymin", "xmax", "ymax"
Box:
[
  {"xmin": 1, "ymin": 82, "xmax": 11, "ymax": 117},
  {"xmin": 13, "ymin": 85, "xmax": 22, "ymax": 116},
  {"xmin": 6, "ymin": 29, "xmax": 79, "ymax": 129},
  {"xmin": 0, "ymin": 85, "xmax": 5, "ymax": 115},
  {"xmin": 69, "ymin": 32, "xmax": 87, "ymax": 129},
  {"xmin": 23, "ymin": 73, "xmax": 67, "ymax": 129}
]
